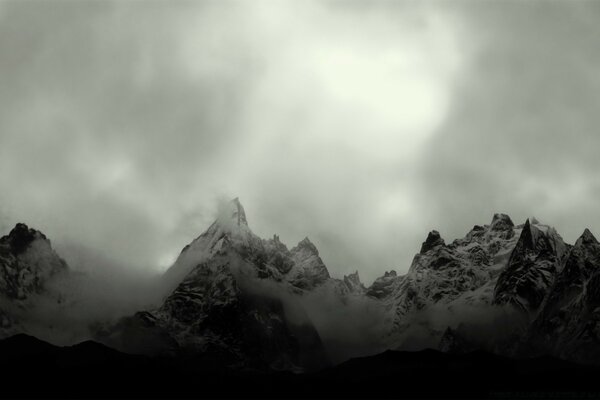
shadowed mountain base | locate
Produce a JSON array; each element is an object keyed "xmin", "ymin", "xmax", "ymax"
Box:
[{"xmin": 1, "ymin": 334, "xmax": 599, "ymax": 399}]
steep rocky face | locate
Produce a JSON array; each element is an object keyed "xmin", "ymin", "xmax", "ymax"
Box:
[
  {"xmin": 419, "ymin": 230, "xmax": 445, "ymax": 254},
  {"xmin": 103, "ymin": 199, "xmax": 330, "ymax": 371},
  {"xmin": 367, "ymin": 212, "xmax": 600, "ymax": 362},
  {"xmin": 0, "ymin": 224, "xmax": 68, "ymax": 301},
  {"xmin": 369, "ymin": 215, "xmax": 524, "ymax": 348},
  {"xmin": 162, "ymin": 198, "xmax": 268, "ymax": 291},
  {"xmin": 287, "ymin": 238, "xmax": 331, "ymax": 290},
  {"xmin": 493, "ymin": 219, "xmax": 569, "ymax": 313},
  {"xmin": 306, "ymin": 270, "xmax": 367, "ymax": 301},
  {"xmin": 527, "ymin": 229, "xmax": 600, "ymax": 363},
  {"xmin": 0, "ymin": 223, "xmax": 69, "ymax": 337},
  {"xmin": 489, "ymin": 213, "xmax": 516, "ymax": 236},
  {"xmin": 163, "ymin": 199, "xmax": 333, "ymax": 295},
  {"xmin": 162, "ymin": 254, "xmax": 326, "ymax": 370}
]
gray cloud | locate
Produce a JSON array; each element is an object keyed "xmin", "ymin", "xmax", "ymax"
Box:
[
  {"xmin": 0, "ymin": 0, "xmax": 598, "ymax": 285},
  {"xmin": 415, "ymin": 0, "xmax": 600, "ymax": 248}
]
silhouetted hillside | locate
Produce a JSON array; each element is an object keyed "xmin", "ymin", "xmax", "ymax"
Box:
[{"xmin": 1, "ymin": 334, "xmax": 599, "ymax": 399}]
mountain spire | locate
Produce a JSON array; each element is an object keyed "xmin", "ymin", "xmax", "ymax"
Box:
[
  {"xmin": 214, "ymin": 197, "xmax": 248, "ymax": 230},
  {"xmin": 230, "ymin": 197, "xmax": 247, "ymax": 227},
  {"xmin": 2, "ymin": 223, "xmax": 48, "ymax": 254},
  {"xmin": 577, "ymin": 228, "xmax": 598, "ymax": 246},
  {"xmin": 420, "ymin": 230, "xmax": 445, "ymax": 254},
  {"xmin": 519, "ymin": 218, "xmax": 536, "ymax": 249}
]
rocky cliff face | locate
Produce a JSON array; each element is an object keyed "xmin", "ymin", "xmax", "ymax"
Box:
[
  {"xmin": 101, "ymin": 199, "xmax": 334, "ymax": 371},
  {"xmin": 527, "ymin": 229, "xmax": 600, "ymax": 363},
  {"xmin": 362, "ymin": 211, "xmax": 600, "ymax": 365},
  {"xmin": 0, "ymin": 223, "xmax": 69, "ymax": 338},
  {"xmin": 362, "ymin": 213, "xmax": 595, "ymax": 357},
  {"xmin": 0, "ymin": 224, "xmax": 68, "ymax": 300},
  {"xmin": 287, "ymin": 237, "xmax": 331, "ymax": 290},
  {"xmin": 493, "ymin": 219, "xmax": 569, "ymax": 312},
  {"xmin": 366, "ymin": 214, "xmax": 524, "ymax": 348}
]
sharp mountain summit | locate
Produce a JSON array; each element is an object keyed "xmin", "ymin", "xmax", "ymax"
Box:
[{"xmin": 3, "ymin": 198, "xmax": 600, "ymax": 396}]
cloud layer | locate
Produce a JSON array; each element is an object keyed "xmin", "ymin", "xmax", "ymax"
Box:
[{"xmin": 0, "ymin": 1, "xmax": 598, "ymax": 284}]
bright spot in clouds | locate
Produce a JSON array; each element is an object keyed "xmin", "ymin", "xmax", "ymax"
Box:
[
  {"xmin": 173, "ymin": 3, "xmax": 466, "ymax": 279},
  {"xmin": 179, "ymin": 1, "xmax": 462, "ymax": 162},
  {"xmin": 0, "ymin": 0, "xmax": 467, "ymax": 283},
  {"xmin": 5, "ymin": 1, "xmax": 597, "ymax": 285}
]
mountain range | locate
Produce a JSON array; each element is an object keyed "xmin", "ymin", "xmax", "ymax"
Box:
[{"xmin": 2, "ymin": 198, "xmax": 600, "ymax": 376}]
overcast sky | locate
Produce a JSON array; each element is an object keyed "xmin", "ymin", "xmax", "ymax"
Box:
[{"xmin": 0, "ymin": 0, "xmax": 599, "ymax": 284}]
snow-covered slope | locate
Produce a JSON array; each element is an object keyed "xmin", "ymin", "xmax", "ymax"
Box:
[
  {"xmin": 364, "ymin": 214, "xmax": 578, "ymax": 354},
  {"xmin": 162, "ymin": 198, "xmax": 349, "ymax": 296},
  {"xmin": 367, "ymin": 214, "xmax": 522, "ymax": 347}
]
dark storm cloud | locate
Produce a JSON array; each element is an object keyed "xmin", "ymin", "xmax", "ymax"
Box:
[{"xmin": 0, "ymin": 0, "xmax": 597, "ymax": 284}]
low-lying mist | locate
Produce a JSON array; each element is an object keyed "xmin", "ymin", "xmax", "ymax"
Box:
[
  {"xmin": 392, "ymin": 302, "xmax": 530, "ymax": 352},
  {"xmin": 298, "ymin": 289, "xmax": 389, "ymax": 364},
  {"xmin": 231, "ymin": 259, "xmax": 389, "ymax": 364},
  {"xmin": 15, "ymin": 237, "xmax": 529, "ymax": 367},
  {"xmin": 24, "ymin": 243, "xmax": 166, "ymax": 346}
]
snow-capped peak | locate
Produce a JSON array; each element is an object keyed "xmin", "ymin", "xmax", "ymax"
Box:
[
  {"xmin": 215, "ymin": 197, "xmax": 249, "ymax": 229},
  {"xmin": 287, "ymin": 237, "xmax": 330, "ymax": 290},
  {"xmin": 577, "ymin": 228, "xmax": 598, "ymax": 247},
  {"xmin": 200, "ymin": 198, "xmax": 254, "ymax": 244},
  {"xmin": 162, "ymin": 198, "xmax": 259, "ymax": 290}
]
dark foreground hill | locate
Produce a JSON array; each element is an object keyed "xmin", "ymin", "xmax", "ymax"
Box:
[{"xmin": 1, "ymin": 334, "xmax": 600, "ymax": 399}]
